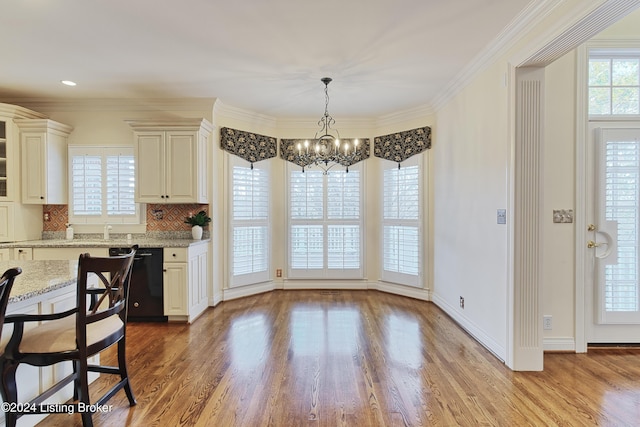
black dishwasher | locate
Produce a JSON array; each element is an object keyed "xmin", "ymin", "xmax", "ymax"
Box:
[{"xmin": 109, "ymin": 247, "xmax": 167, "ymax": 322}]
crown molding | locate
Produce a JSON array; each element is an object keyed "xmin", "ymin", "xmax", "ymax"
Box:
[
  {"xmin": 276, "ymin": 116, "xmax": 376, "ymax": 131},
  {"xmin": 431, "ymin": 0, "xmax": 562, "ymax": 111},
  {"xmin": 375, "ymin": 104, "xmax": 435, "ymax": 129},
  {"xmin": 0, "ymin": 102, "xmax": 48, "ymax": 119},
  {"xmin": 0, "ymin": 97, "xmax": 216, "ymax": 113},
  {"xmin": 213, "ymin": 99, "xmax": 277, "ymax": 128},
  {"xmin": 519, "ymin": 0, "xmax": 640, "ymax": 67}
]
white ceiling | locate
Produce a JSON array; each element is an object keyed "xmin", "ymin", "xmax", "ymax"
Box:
[{"xmin": 0, "ymin": 0, "xmax": 534, "ymax": 118}]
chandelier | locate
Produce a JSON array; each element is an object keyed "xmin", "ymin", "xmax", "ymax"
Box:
[{"xmin": 293, "ymin": 77, "xmax": 361, "ymax": 174}]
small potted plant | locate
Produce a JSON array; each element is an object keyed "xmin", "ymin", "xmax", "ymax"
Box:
[{"xmin": 185, "ymin": 210, "xmax": 211, "ymax": 240}]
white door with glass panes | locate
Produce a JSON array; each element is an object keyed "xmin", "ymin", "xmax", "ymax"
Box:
[{"xmin": 587, "ymin": 127, "xmax": 640, "ymax": 343}]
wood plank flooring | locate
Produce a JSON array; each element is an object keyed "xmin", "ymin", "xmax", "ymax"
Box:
[{"xmin": 35, "ymin": 290, "xmax": 640, "ymax": 426}]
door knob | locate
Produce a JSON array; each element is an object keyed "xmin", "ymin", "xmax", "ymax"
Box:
[
  {"xmin": 588, "ymin": 224, "xmax": 596, "ymax": 231},
  {"xmin": 587, "ymin": 240, "xmax": 602, "ymax": 248}
]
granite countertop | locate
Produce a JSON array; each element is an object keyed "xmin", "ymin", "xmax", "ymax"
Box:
[
  {"xmin": 0, "ymin": 237, "xmax": 210, "ymax": 249},
  {"xmin": 1, "ymin": 260, "xmax": 78, "ymax": 303}
]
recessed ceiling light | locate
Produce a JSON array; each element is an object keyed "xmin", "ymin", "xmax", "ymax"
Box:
[{"xmin": 61, "ymin": 80, "xmax": 77, "ymax": 86}]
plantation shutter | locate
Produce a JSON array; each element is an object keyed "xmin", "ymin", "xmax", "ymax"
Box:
[
  {"xmin": 106, "ymin": 153, "xmax": 136, "ymax": 216},
  {"xmin": 72, "ymin": 154, "xmax": 102, "ymax": 216},
  {"xmin": 288, "ymin": 164, "xmax": 363, "ymax": 279},
  {"xmin": 69, "ymin": 146, "xmax": 139, "ymax": 224},
  {"xmin": 230, "ymin": 158, "xmax": 270, "ymax": 287},
  {"xmin": 382, "ymin": 158, "xmax": 421, "ymax": 286}
]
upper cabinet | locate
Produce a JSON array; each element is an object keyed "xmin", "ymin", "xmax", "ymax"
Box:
[
  {"xmin": 127, "ymin": 119, "xmax": 212, "ymax": 204},
  {"xmin": 15, "ymin": 119, "xmax": 73, "ymax": 204},
  {"xmin": 0, "ymin": 103, "xmax": 48, "ymax": 202}
]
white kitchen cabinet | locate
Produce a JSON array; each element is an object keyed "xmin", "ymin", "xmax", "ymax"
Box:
[
  {"xmin": 32, "ymin": 247, "xmax": 108, "ymax": 260},
  {"xmin": 0, "ymin": 203, "xmax": 42, "ymax": 242},
  {"xmin": 12, "ymin": 247, "xmax": 33, "ymax": 260},
  {"xmin": 0, "ymin": 104, "xmax": 47, "ymax": 201},
  {"xmin": 163, "ymin": 242, "xmax": 209, "ymax": 322},
  {"xmin": 128, "ymin": 119, "xmax": 212, "ymax": 204},
  {"xmin": 15, "ymin": 119, "xmax": 73, "ymax": 204},
  {"xmin": 0, "ymin": 105, "xmax": 49, "ymax": 242}
]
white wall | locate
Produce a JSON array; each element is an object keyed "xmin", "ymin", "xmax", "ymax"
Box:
[
  {"xmin": 431, "ymin": 1, "xmax": 640, "ymax": 362},
  {"xmin": 542, "ymin": 51, "xmax": 577, "ymax": 350},
  {"xmin": 432, "ymin": 59, "xmax": 511, "ymax": 358}
]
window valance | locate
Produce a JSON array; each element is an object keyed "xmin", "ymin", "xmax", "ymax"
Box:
[
  {"xmin": 374, "ymin": 126, "xmax": 431, "ymax": 167},
  {"xmin": 220, "ymin": 127, "xmax": 277, "ymax": 167}
]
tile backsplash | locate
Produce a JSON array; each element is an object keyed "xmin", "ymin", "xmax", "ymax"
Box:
[{"xmin": 43, "ymin": 204, "xmax": 210, "ymax": 233}]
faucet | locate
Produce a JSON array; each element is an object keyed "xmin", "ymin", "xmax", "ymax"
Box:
[{"xmin": 103, "ymin": 224, "xmax": 112, "ymax": 240}]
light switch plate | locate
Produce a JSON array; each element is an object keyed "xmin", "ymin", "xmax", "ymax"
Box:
[
  {"xmin": 497, "ymin": 209, "xmax": 506, "ymax": 225},
  {"xmin": 553, "ymin": 209, "xmax": 574, "ymax": 223}
]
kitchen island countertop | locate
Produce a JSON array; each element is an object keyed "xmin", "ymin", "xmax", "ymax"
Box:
[
  {"xmin": 1, "ymin": 260, "xmax": 78, "ymax": 303},
  {"xmin": 0, "ymin": 237, "xmax": 210, "ymax": 249}
]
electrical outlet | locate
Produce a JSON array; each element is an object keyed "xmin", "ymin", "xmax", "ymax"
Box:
[
  {"xmin": 543, "ymin": 315, "xmax": 552, "ymax": 330},
  {"xmin": 276, "ymin": 269, "xmax": 282, "ymax": 278},
  {"xmin": 460, "ymin": 296, "xmax": 465, "ymax": 309}
]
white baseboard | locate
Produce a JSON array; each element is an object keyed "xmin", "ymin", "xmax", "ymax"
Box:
[
  {"xmin": 371, "ymin": 281, "xmax": 431, "ymax": 300},
  {"xmin": 282, "ymin": 279, "xmax": 369, "ymax": 290},
  {"xmin": 431, "ymin": 293, "xmax": 507, "ymax": 362},
  {"xmin": 223, "ymin": 281, "xmax": 275, "ymax": 301},
  {"xmin": 210, "ymin": 291, "xmax": 223, "ymax": 307},
  {"xmin": 543, "ymin": 337, "xmax": 576, "ymax": 352}
]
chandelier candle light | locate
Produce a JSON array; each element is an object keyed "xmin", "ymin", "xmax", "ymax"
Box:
[{"xmin": 293, "ymin": 77, "xmax": 361, "ymax": 174}]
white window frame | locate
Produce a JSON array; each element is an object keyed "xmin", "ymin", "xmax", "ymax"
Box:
[
  {"xmin": 381, "ymin": 156, "xmax": 422, "ymax": 287},
  {"xmin": 588, "ymin": 47, "xmax": 640, "ymax": 118},
  {"xmin": 68, "ymin": 146, "xmax": 142, "ymax": 227},
  {"xmin": 287, "ymin": 161, "xmax": 364, "ymax": 280},
  {"xmin": 228, "ymin": 155, "xmax": 271, "ymax": 287}
]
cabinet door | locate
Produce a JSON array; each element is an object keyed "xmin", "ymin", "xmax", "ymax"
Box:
[
  {"xmin": 0, "ymin": 120, "xmax": 7, "ymax": 199},
  {"xmin": 163, "ymin": 262, "xmax": 187, "ymax": 316},
  {"xmin": 165, "ymin": 131, "xmax": 197, "ymax": 202},
  {"xmin": 196, "ymin": 250, "xmax": 208, "ymax": 306},
  {"xmin": 0, "ymin": 204, "xmax": 11, "ymax": 242},
  {"xmin": 135, "ymin": 132, "xmax": 166, "ymax": 203},
  {"xmin": 13, "ymin": 247, "xmax": 33, "ymax": 260},
  {"xmin": 21, "ymin": 134, "xmax": 46, "ymax": 204}
]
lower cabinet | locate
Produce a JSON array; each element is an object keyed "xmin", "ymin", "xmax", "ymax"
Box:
[
  {"xmin": 163, "ymin": 243, "xmax": 208, "ymax": 323},
  {"xmin": 32, "ymin": 247, "xmax": 108, "ymax": 260}
]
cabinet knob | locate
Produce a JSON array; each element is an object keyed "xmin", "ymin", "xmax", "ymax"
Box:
[
  {"xmin": 166, "ymin": 195, "xmax": 169, "ymax": 198},
  {"xmin": 133, "ymin": 302, "xmax": 140, "ymax": 308},
  {"xmin": 18, "ymin": 249, "xmax": 23, "ymax": 253},
  {"xmin": 172, "ymin": 253, "xmax": 177, "ymax": 257},
  {"xmin": 40, "ymin": 196, "xmax": 44, "ymax": 200},
  {"xmin": 161, "ymin": 195, "xmax": 165, "ymax": 199}
]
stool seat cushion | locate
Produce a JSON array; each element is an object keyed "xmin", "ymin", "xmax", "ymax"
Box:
[{"xmin": 18, "ymin": 315, "xmax": 123, "ymax": 354}]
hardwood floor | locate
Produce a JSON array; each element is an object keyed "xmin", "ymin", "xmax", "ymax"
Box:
[{"xmin": 35, "ymin": 290, "xmax": 640, "ymax": 426}]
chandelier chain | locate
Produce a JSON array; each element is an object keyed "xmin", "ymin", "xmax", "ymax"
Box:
[{"xmin": 293, "ymin": 77, "xmax": 360, "ymax": 174}]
